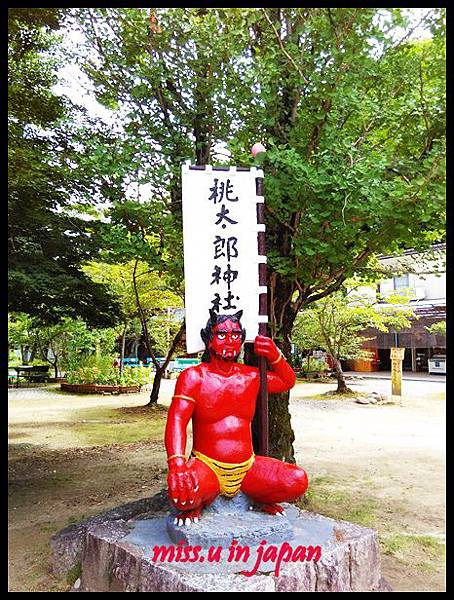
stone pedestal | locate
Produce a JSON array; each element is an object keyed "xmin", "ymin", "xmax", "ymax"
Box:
[
  {"xmin": 166, "ymin": 493, "xmax": 294, "ymax": 547},
  {"xmin": 51, "ymin": 490, "xmax": 391, "ymax": 592}
]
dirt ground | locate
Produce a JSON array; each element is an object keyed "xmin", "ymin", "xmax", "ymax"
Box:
[{"xmin": 8, "ymin": 378, "xmax": 445, "ymax": 592}]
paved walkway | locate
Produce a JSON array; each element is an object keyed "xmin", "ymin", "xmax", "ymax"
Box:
[{"xmin": 343, "ymin": 370, "xmax": 445, "ymax": 383}]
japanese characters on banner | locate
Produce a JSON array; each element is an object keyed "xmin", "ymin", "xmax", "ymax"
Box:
[{"xmin": 182, "ymin": 165, "xmax": 266, "ymax": 354}]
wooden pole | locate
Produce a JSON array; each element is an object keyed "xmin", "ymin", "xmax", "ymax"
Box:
[
  {"xmin": 256, "ymin": 173, "xmax": 269, "ymax": 456},
  {"xmin": 258, "ymin": 326, "xmax": 269, "ymax": 456}
]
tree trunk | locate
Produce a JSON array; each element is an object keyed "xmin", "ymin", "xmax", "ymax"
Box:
[
  {"xmin": 21, "ymin": 345, "xmax": 29, "ymax": 365},
  {"xmin": 148, "ymin": 366, "xmax": 164, "ymax": 405},
  {"xmin": 246, "ymin": 272, "xmax": 298, "ymax": 463},
  {"xmin": 269, "ymin": 272, "xmax": 299, "ymax": 463},
  {"xmin": 333, "ymin": 359, "xmax": 352, "ymax": 394},
  {"xmin": 120, "ymin": 322, "xmax": 127, "ymax": 376},
  {"xmin": 146, "ymin": 322, "xmax": 185, "ymax": 406},
  {"xmin": 29, "ymin": 343, "xmax": 37, "ymax": 363},
  {"xmin": 245, "ymin": 349, "xmax": 296, "ymax": 464},
  {"xmin": 54, "ymin": 362, "xmax": 59, "ymax": 379}
]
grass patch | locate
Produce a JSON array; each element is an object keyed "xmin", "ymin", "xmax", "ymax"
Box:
[
  {"xmin": 299, "ymin": 476, "xmax": 445, "ymax": 587},
  {"xmin": 380, "ymin": 533, "xmax": 445, "ymax": 575},
  {"xmin": 299, "ymin": 475, "xmax": 379, "ymax": 528},
  {"xmin": 9, "ymin": 536, "xmax": 70, "ymax": 592},
  {"xmin": 70, "ymin": 406, "xmax": 167, "ymax": 446},
  {"xmin": 38, "ymin": 522, "xmax": 58, "ymax": 534},
  {"xmin": 66, "ymin": 514, "xmax": 87, "ymax": 525},
  {"xmin": 296, "ymin": 377, "xmax": 334, "ymax": 384},
  {"xmin": 66, "ymin": 562, "xmax": 82, "ymax": 587},
  {"xmin": 303, "ymin": 391, "xmax": 370, "ymax": 401},
  {"xmin": 115, "ymin": 404, "xmax": 168, "ymax": 416},
  {"xmin": 382, "ymin": 533, "xmax": 445, "ymax": 559}
]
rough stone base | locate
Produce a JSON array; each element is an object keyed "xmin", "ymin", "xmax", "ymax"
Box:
[
  {"xmin": 166, "ymin": 493, "xmax": 294, "ymax": 546},
  {"xmin": 51, "ymin": 490, "xmax": 392, "ymax": 592}
]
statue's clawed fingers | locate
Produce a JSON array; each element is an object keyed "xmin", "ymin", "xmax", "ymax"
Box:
[
  {"xmin": 183, "ymin": 472, "xmax": 196, "ymax": 505},
  {"xmin": 189, "ymin": 471, "xmax": 199, "ymax": 494},
  {"xmin": 177, "ymin": 472, "xmax": 189, "ymax": 505},
  {"xmin": 168, "ymin": 473, "xmax": 179, "ymax": 504}
]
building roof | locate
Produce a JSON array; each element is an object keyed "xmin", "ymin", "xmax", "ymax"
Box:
[
  {"xmin": 378, "ymin": 243, "xmax": 446, "ymax": 260},
  {"xmin": 363, "ymin": 299, "xmax": 445, "ymax": 349}
]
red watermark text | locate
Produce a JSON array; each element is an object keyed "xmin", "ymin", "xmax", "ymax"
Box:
[{"xmin": 148, "ymin": 540, "xmax": 321, "ymax": 577}]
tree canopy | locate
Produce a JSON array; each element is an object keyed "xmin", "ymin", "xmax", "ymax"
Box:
[
  {"xmin": 293, "ymin": 285, "xmax": 416, "ymax": 392},
  {"xmin": 67, "ymin": 8, "xmax": 445, "ymax": 338},
  {"xmin": 8, "ymin": 8, "xmax": 121, "ymax": 326}
]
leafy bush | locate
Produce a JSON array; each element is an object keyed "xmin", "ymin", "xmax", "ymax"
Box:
[
  {"xmin": 8, "ymin": 354, "xmax": 49, "ymax": 368},
  {"xmin": 66, "ymin": 355, "xmax": 151, "ymax": 387},
  {"xmin": 301, "ymin": 357, "xmax": 330, "ymax": 373}
]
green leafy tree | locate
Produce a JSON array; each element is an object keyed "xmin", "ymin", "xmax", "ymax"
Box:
[
  {"xmin": 9, "ymin": 311, "xmax": 120, "ymax": 377},
  {"xmin": 83, "ymin": 260, "xmax": 142, "ymax": 372},
  {"xmin": 70, "ymin": 8, "xmax": 445, "ymax": 459},
  {"xmin": 8, "ymin": 8, "xmax": 121, "ymax": 326},
  {"xmin": 32, "ymin": 317, "xmax": 118, "ymax": 378},
  {"xmin": 293, "ymin": 287, "xmax": 417, "ymax": 392},
  {"xmin": 84, "ymin": 259, "xmax": 184, "ymax": 404},
  {"xmin": 8, "ymin": 313, "xmax": 36, "ymax": 364}
]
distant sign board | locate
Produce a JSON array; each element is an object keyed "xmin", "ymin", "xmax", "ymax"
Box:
[{"xmin": 182, "ymin": 165, "xmax": 267, "ymax": 354}]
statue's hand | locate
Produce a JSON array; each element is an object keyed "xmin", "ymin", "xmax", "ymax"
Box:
[
  {"xmin": 167, "ymin": 458, "xmax": 199, "ymax": 509},
  {"xmin": 254, "ymin": 335, "xmax": 281, "ymax": 363}
]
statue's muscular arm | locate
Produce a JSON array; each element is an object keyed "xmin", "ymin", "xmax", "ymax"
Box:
[
  {"xmin": 254, "ymin": 335, "xmax": 296, "ymax": 393},
  {"xmin": 165, "ymin": 367, "xmax": 200, "ymax": 506}
]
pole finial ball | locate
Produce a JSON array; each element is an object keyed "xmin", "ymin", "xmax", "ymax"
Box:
[{"xmin": 251, "ymin": 143, "xmax": 266, "ymax": 158}]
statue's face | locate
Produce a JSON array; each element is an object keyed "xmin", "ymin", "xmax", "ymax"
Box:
[{"xmin": 209, "ymin": 319, "xmax": 243, "ymax": 361}]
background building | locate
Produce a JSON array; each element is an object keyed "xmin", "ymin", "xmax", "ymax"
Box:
[{"xmin": 343, "ymin": 244, "xmax": 446, "ymax": 373}]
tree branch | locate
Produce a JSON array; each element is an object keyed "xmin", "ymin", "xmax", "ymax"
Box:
[{"xmin": 261, "ymin": 9, "xmax": 309, "ymax": 83}]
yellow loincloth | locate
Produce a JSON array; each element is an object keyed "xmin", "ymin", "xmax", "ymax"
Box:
[{"xmin": 191, "ymin": 449, "xmax": 255, "ymax": 498}]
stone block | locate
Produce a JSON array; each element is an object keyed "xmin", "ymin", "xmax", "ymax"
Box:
[{"xmin": 51, "ymin": 490, "xmax": 391, "ymax": 592}]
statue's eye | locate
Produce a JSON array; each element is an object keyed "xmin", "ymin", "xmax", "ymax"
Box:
[
  {"xmin": 231, "ymin": 334, "xmax": 239, "ymax": 340},
  {"xmin": 217, "ymin": 334, "xmax": 226, "ymax": 340}
]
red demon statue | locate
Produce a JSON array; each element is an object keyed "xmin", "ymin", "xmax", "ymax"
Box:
[{"xmin": 165, "ymin": 309, "xmax": 308, "ymax": 524}]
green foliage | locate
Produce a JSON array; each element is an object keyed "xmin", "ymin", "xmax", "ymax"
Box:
[
  {"xmin": 8, "ymin": 312, "xmax": 32, "ymax": 350},
  {"xmin": 425, "ymin": 320, "xmax": 446, "ymax": 336},
  {"xmin": 147, "ymin": 313, "xmax": 183, "ymax": 356},
  {"xmin": 301, "ymin": 356, "xmax": 330, "ymax": 373},
  {"xmin": 83, "ymin": 260, "xmax": 183, "ymax": 322},
  {"xmin": 69, "ymin": 8, "xmax": 445, "ymax": 344},
  {"xmin": 66, "ymin": 360, "xmax": 151, "ymax": 387},
  {"xmin": 293, "ymin": 284, "xmax": 416, "ymax": 364},
  {"xmin": 8, "ymin": 312, "xmax": 121, "ymax": 374},
  {"xmin": 83, "ymin": 259, "xmax": 184, "ymax": 360},
  {"xmin": 8, "ymin": 9, "xmax": 121, "ymax": 325}
]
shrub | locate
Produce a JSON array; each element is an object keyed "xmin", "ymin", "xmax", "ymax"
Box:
[
  {"xmin": 301, "ymin": 357, "xmax": 330, "ymax": 373},
  {"xmin": 65, "ymin": 355, "xmax": 151, "ymax": 388}
]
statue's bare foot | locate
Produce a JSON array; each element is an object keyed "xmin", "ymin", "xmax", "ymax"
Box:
[
  {"xmin": 257, "ymin": 503, "xmax": 286, "ymax": 516},
  {"xmin": 174, "ymin": 506, "xmax": 203, "ymax": 526}
]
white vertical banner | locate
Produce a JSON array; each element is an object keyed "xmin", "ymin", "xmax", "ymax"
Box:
[{"xmin": 182, "ymin": 165, "xmax": 266, "ymax": 354}]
